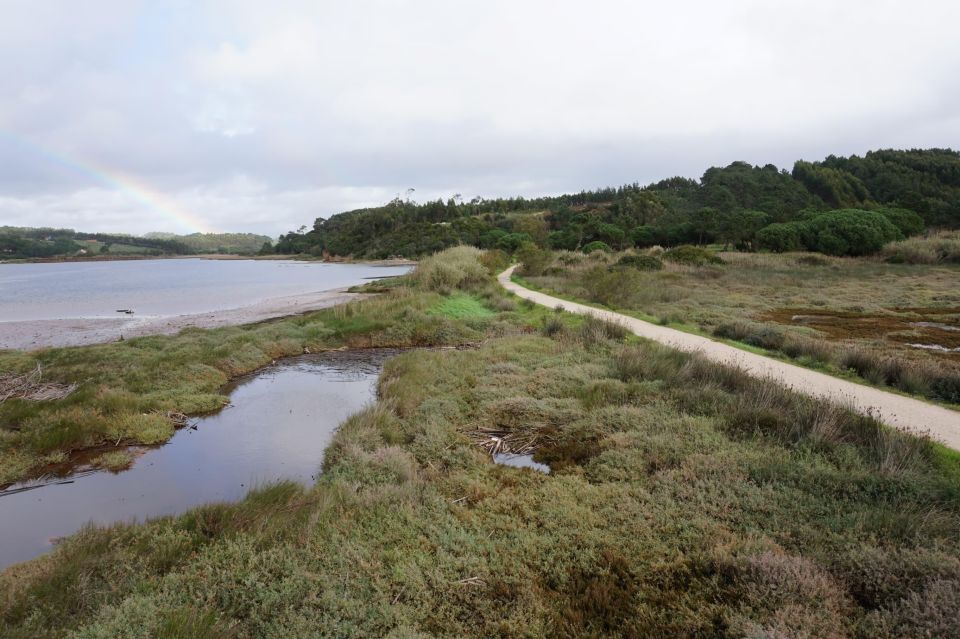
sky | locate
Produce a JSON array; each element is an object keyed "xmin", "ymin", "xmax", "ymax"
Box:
[{"xmin": 1, "ymin": 0, "xmax": 958, "ymax": 238}]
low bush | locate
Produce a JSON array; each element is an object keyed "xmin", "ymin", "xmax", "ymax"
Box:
[
  {"xmin": 796, "ymin": 254, "xmax": 831, "ymax": 266},
  {"xmin": 614, "ymin": 254, "xmax": 663, "ymax": 271},
  {"xmin": 713, "ymin": 321, "xmax": 786, "ymax": 351},
  {"xmin": 577, "ymin": 315, "xmax": 628, "ymax": 346},
  {"xmin": 877, "ymin": 207, "xmax": 925, "ymax": 237},
  {"xmin": 582, "ymin": 241, "xmax": 612, "ymax": 254},
  {"xmin": 662, "ymin": 245, "xmax": 724, "ymax": 266},
  {"xmin": 515, "ymin": 243, "xmax": 553, "ymax": 276}
]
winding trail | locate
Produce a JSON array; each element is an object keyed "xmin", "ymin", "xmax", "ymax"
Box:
[{"xmin": 499, "ymin": 266, "xmax": 960, "ymax": 451}]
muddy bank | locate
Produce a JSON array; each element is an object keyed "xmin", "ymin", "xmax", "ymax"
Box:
[{"xmin": 0, "ymin": 288, "xmax": 360, "ymax": 350}]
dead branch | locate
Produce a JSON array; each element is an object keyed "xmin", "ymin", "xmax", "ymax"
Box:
[{"xmin": 0, "ymin": 363, "xmax": 76, "ymax": 404}]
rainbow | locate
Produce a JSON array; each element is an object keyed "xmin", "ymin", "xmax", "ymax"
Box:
[{"xmin": 1, "ymin": 130, "xmax": 217, "ymax": 234}]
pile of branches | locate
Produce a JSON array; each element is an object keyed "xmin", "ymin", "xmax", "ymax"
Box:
[
  {"xmin": 471, "ymin": 425, "xmax": 540, "ymax": 456},
  {"xmin": 0, "ymin": 364, "xmax": 76, "ymax": 404}
]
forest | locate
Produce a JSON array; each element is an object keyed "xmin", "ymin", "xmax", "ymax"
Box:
[
  {"xmin": 0, "ymin": 228, "xmax": 272, "ymax": 259},
  {"xmin": 273, "ymin": 148, "xmax": 960, "ymax": 258}
]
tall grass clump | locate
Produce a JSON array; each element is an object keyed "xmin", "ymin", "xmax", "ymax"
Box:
[
  {"xmin": 882, "ymin": 230, "xmax": 960, "ymax": 264},
  {"xmin": 713, "ymin": 321, "xmax": 786, "ymax": 351},
  {"xmin": 410, "ymin": 246, "xmax": 489, "ymax": 293},
  {"xmin": 577, "ymin": 315, "xmax": 628, "ymax": 346}
]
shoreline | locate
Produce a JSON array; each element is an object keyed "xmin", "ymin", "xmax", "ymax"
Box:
[
  {"xmin": 0, "ymin": 254, "xmax": 416, "ymax": 267},
  {"xmin": 0, "ymin": 288, "xmax": 363, "ymax": 351}
]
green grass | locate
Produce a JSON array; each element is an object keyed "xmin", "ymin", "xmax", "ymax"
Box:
[
  {"xmin": 427, "ymin": 293, "xmax": 496, "ymax": 319},
  {"xmin": 2, "ymin": 247, "xmax": 958, "ymax": 637}
]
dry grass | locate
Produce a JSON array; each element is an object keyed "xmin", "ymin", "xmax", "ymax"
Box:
[
  {"xmin": 882, "ymin": 230, "xmax": 960, "ymax": 264},
  {"xmin": 526, "ymin": 248, "xmax": 960, "ymax": 403},
  {"xmin": 0, "ymin": 365, "xmax": 76, "ymax": 404}
]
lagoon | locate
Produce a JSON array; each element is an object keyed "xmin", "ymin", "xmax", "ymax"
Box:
[
  {"xmin": 0, "ymin": 258, "xmax": 410, "ymax": 349},
  {"xmin": 0, "ymin": 349, "xmax": 396, "ymax": 570}
]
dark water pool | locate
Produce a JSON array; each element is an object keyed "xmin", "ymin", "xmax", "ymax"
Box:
[{"xmin": 0, "ymin": 349, "xmax": 398, "ymax": 571}]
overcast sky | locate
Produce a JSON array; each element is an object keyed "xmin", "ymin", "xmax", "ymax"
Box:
[{"xmin": 1, "ymin": 0, "xmax": 958, "ymax": 237}]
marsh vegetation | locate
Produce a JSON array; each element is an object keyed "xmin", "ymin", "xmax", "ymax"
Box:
[
  {"xmin": 2, "ymin": 247, "xmax": 958, "ymax": 637},
  {"xmin": 522, "ymin": 243, "xmax": 960, "ymax": 405}
]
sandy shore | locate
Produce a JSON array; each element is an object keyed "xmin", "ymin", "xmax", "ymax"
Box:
[{"xmin": 0, "ymin": 289, "xmax": 360, "ymax": 351}]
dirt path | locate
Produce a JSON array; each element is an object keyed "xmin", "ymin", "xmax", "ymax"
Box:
[{"xmin": 500, "ymin": 266, "xmax": 960, "ymax": 451}]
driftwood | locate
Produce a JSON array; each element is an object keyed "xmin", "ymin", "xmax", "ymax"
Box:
[
  {"xmin": 0, "ymin": 364, "xmax": 76, "ymax": 404},
  {"xmin": 471, "ymin": 425, "xmax": 540, "ymax": 456}
]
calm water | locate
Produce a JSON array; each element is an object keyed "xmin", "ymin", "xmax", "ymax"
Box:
[
  {"xmin": 0, "ymin": 259, "xmax": 410, "ymax": 321},
  {"xmin": 0, "ymin": 350, "xmax": 397, "ymax": 570}
]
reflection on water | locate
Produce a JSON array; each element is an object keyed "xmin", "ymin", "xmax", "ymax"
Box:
[
  {"xmin": 0, "ymin": 349, "xmax": 398, "ymax": 571},
  {"xmin": 493, "ymin": 452, "xmax": 550, "ymax": 474}
]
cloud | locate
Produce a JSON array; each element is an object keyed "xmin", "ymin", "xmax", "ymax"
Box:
[{"xmin": 0, "ymin": 0, "xmax": 958, "ymax": 235}]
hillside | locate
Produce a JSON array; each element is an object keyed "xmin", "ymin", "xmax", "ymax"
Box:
[
  {"xmin": 0, "ymin": 228, "xmax": 272, "ymax": 260},
  {"xmin": 274, "ymin": 148, "xmax": 960, "ymax": 259}
]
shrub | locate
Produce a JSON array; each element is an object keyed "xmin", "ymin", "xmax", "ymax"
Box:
[
  {"xmin": 613, "ymin": 344, "xmax": 687, "ymax": 382},
  {"xmin": 582, "ymin": 241, "xmax": 613, "ymax": 254},
  {"xmin": 932, "ymin": 374, "xmax": 960, "ymax": 404},
  {"xmin": 713, "ymin": 322, "xmax": 786, "ymax": 351},
  {"xmin": 662, "ymin": 245, "xmax": 724, "ymax": 266},
  {"xmin": 515, "ymin": 243, "xmax": 553, "ymax": 276},
  {"xmin": 479, "ymin": 249, "xmax": 510, "ymax": 274},
  {"xmin": 541, "ymin": 316, "xmax": 568, "ymax": 339},
  {"xmin": 495, "ymin": 232, "xmax": 533, "ymax": 253},
  {"xmin": 615, "ymin": 254, "xmax": 663, "ymax": 271},
  {"xmin": 796, "ymin": 254, "xmax": 831, "ymax": 266},
  {"xmin": 411, "ymin": 246, "xmax": 489, "ymax": 292},
  {"xmin": 577, "ymin": 315, "xmax": 628, "ymax": 346},
  {"xmin": 756, "ymin": 222, "xmax": 804, "ymax": 252},
  {"xmin": 630, "ymin": 226, "xmax": 657, "ymax": 248},
  {"xmin": 881, "ymin": 231, "xmax": 960, "ymax": 264},
  {"xmin": 757, "ymin": 210, "xmax": 904, "ymax": 256},
  {"xmin": 804, "ymin": 209, "xmax": 903, "ymax": 256},
  {"xmin": 877, "ymin": 207, "xmax": 925, "ymax": 237}
]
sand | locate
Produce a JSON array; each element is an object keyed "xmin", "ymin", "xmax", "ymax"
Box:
[
  {"xmin": 0, "ymin": 288, "xmax": 360, "ymax": 351},
  {"xmin": 500, "ymin": 266, "xmax": 960, "ymax": 451}
]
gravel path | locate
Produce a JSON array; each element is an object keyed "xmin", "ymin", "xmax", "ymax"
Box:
[{"xmin": 500, "ymin": 266, "xmax": 960, "ymax": 451}]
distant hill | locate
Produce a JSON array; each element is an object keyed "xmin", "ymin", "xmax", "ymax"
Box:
[
  {"xmin": 0, "ymin": 228, "xmax": 272, "ymax": 260},
  {"xmin": 273, "ymin": 148, "xmax": 960, "ymax": 258},
  {"xmin": 143, "ymin": 232, "xmax": 274, "ymax": 255}
]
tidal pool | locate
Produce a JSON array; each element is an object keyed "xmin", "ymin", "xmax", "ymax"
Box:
[
  {"xmin": 0, "ymin": 349, "xmax": 398, "ymax": 571},
  {"xmin": 493, "ymin": 452, "xmax": 550, "ymax": 473}
]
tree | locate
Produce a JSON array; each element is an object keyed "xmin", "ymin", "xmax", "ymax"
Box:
[
  {"xmin": 511, "ymin": 216, "xmax": 549, "ymax": 246},
  {"xmin": 718, "ymin": 210, "xmax": 770, "ymax": 250}
]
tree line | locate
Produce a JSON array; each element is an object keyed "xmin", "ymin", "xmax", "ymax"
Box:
[
  {"xmin": 0, "ymin": 227, "xmax": 273, "ymax": 259},
  {"xmin": 272, "ymin": 148, "xmax": 960, "ymax": 258}
]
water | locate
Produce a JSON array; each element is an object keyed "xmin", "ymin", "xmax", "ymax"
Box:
[
  {"xmin": 0, "ymin": 349, "xmax": 397, "ymax": 571},
  {"xmin": 493, "ymin": 452, "xmax": 550, "ymax": 473},
  {"xmin": 0, "ymin": 259, "xmax": 410, "ymax": 322}
]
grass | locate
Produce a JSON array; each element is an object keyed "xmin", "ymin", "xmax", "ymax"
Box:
[
  {"xmin": 525, "ymin": 248, "xmax": 960, "ymax": 405},
  {"xmin": 882, "ymin": 230, "xmax": 960, "ymax": 264},
  {"xmin": 427, "ymin": 293, "xmax": 496, "ymax": 319},
  {"xmin": 2, "ymin": 246, "xmax": 958, "ymax": 636},
  {"xmin": 0, "ymin": 249, "xmax": 529, "ymax": 487}
]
